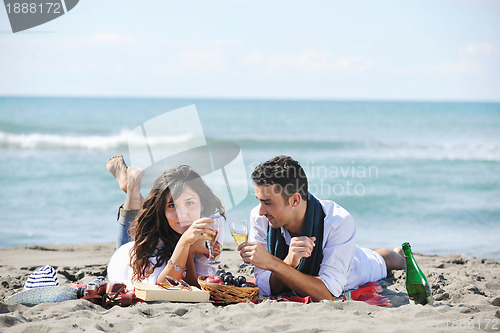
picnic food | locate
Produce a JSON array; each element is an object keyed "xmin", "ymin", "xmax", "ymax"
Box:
[{"xmin": 216, "ymin": 270, "xmax": 247, "ymax": 287}]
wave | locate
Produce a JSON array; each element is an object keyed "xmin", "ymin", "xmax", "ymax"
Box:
[
  {"xmin": 1, "ymin": 130, "xmax": 499, "ymax": 161},
  {"xmin": 0, "ymin": 129, "xmax": 195, "ymax": 151},
  {"xmin": 200, "ymin": 135, "xmax": 500, "ymax": 163},
  {"xmin": 224, "ymin": 136, "xmax": 500, "ymax": 162}
]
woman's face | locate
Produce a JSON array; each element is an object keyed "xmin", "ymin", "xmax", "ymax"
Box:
[{"xmin": 165, "ymin": 185, "xmax": 203, "ymax": 234}]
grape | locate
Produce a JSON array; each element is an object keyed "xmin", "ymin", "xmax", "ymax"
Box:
[
  {"xmin": 237, "ymin": 276, "xmax": 246, "ymax": 286},
  {"xmin": 219, "ymin": 271, "xmax": 246, "ymax": 286},
  {"xmin": 229, "ymin": 276, "xmax": 237, "ymax": 286}
]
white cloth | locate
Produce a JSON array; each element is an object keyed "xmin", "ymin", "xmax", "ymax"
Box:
[
  {"xmin": 249, "ymin": 197, "xmax": 387, "ymax": 297},
  {"xmin": 108, "ymin": 216, "xmax": 224, "ymax": 291},
  {"xmin": 24, "ymin": 265, "xmax": 59, "ymax": 290}
]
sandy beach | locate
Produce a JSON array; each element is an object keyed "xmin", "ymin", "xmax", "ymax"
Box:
[{"xmin": 1, "ymin": 242, "xmax": 500, "ymax": 332}]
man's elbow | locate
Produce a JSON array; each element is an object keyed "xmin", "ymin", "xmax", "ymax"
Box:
[
  {"xmin": 318, "ymin": 274, "xmax": 345, "ymax": 298},
  {"xmin": 309, "ymin": 277, "xmax": 336, "ymax": 302},
  {"xmin": 310, "ymin": 290, "xmax": 334, "ymax": 302}
]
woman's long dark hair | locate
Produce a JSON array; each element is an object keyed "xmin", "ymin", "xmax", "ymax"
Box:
[{"xmin": 130, "ymin": 165, "xmax": 225, "ymax": 282}]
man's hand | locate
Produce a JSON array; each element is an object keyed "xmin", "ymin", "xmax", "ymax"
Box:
[
  {"xmin": 284, "ymin": 236, "xmax": 316, "ymax": 268},
  {"xmin": 237, "ymin": 242, "xmax": 276, "ymax": 270}
]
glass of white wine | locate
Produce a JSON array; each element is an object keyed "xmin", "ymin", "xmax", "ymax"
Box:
[
  {"xmin": 204, "ymin": 217, "xmax": 220, "ymax": 264},
  {"xmin": 230, "ymin": 220, "xmax": 249, "ymax": 245},
  {"xmin": 230, "ymin": 220, "xmax": 250, "ymax": 266}
]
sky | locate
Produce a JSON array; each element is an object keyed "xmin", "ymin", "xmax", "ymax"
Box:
[{"xmin": 1, "ymin": 0, "xmax": 499, "ymax": 101}]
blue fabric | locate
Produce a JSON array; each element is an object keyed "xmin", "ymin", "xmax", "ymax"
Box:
[
  {"xmin": 6, "ymin": 286, "xmax": 78, "ymax": 306},
  {"xmin": 267, "ymin": 193, "xmax": 325, "ymax": 293},
  {"xmin": 116, "ymin": 206, "xmax": 139, "ymax": 249}
]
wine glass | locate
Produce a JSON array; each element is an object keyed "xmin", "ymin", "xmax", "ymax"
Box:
[
  {"xmin": 204, "ymin": 216, "xmax": 220, "ymax": 264},
  {"xmin": 230, "ymin": 220, "xmax": 252, "ymax": 267},
  {"xmin": 229, "ymin": 220, "xmax": 248, "ymax": 246}
]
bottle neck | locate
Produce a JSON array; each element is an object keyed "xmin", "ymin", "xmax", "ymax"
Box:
[
  {"xmin": 402, "ymin": 242, "xmax": 412, "ymax": 257},
  {"xmin": 402, "ymin": 243, "xmax": 419, "ymax": 270}
]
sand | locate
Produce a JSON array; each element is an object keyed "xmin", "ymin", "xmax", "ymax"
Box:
[{"xmin": 1, "ymin": 242, "xmax": 500, "ymax": 332}]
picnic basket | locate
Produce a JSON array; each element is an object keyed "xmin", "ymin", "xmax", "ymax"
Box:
[{"xmin": 198, "ymin": 276, "xmax": 260, "ymax": 303}]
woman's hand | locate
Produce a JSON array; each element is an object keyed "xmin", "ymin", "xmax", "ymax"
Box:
[
  {"xmin": 189, "ymin": 239, "xmax": 210, "ymax": 256},
  {"xmin": 188, "ymin": 239, "xmax": 222, "ymax": 258},
  {"xmin": 179, "ymin": 218, "xmax": 215, "ymax": 246}
]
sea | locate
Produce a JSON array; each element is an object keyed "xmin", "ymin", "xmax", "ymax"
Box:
[{"xmin": 1, "ymin": 97, "xmax": 499, "ymax": 259}]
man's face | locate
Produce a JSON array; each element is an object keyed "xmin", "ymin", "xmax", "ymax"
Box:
[{"xmin": 254, "ymin": 183, "xmax": 293, "ymax": 229}]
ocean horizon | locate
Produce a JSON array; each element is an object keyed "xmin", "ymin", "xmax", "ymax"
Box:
[{"xmin": 1, "ymin": 97, "xmax": 499, "ymax": 258}]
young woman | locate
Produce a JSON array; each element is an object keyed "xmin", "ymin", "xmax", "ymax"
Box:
[{"xmin": 106, "ymin": 156, "xmax": 225, "ymax": 291}]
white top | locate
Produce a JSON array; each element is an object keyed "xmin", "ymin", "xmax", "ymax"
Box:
[
  {"xmin": 108, "ymin": 216, "xmax": 224, "ymax": 292},
  {"xmin": 250, "ymin": 197, "xmax": 387, "ymax": 297}
]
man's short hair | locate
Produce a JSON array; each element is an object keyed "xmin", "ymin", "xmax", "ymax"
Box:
[{"xmin": 251, "ymin": 155, "xmax": 308, "ymax": 202}]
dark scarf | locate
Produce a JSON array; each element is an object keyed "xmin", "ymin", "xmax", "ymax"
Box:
[{"xmin": 267, "ymin": 193, "xmax": 325, "ymax": 294}]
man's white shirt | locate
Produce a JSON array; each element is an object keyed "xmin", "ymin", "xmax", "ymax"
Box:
[{"xmin": 249, "ymin": 196, "xmax": 387, "ymax": 297}]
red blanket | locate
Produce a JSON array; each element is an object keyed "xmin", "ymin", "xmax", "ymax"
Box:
[{"xmin": 251, "ymin": 282, "xmax": 391, "ymax": 306}]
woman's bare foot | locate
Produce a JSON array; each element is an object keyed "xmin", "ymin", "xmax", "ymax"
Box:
[
  {"xmin": 124, "ymin": 166, "xmax": 144, "ymax": 210},
  {"xmin": 127, "ymin": 166, "xmax": 144, "ymax": 190},
  {"xmin": 106, "ymin": 155, "xmax": 128, "ymax": 193}
]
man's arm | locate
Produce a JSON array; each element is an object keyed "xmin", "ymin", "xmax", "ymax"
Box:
[
  {"xmin": 248, "ymin": 209, "xmax": 274, "ymax": 295},
  {"xmin": 269, "ymin": 236, "xmax": 317, "ymax": 295},
  {"xmin": 269, "ymin": 271, "xmax": 288, "ymax": 295},
  {"xmin": 270, "ymin": 258, "xmax": 333, "ymax": 302},
  {"xmin": 238, "ymin": 242, "xmax": 333, "ymax": 302}
]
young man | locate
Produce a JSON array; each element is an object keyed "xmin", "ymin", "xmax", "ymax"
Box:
[{"xmin": 238, "ymin": 155, "xmax": 405, "ymax": 301}]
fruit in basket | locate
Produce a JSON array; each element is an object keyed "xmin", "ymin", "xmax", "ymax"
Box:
[
  {"xmin": 214, "ymin": 271, "xmax": 248, "ymax": 287},
  {"xmin": 237, "ymin": 276, "xmax": 246, "ymax": 286},
  {"xmin": 223, "ymin": 275, "xmax": 234, "ymax": 285},
  {"xmin": 205, "ymin": 275, "xmax": 224, "ymax": 285}
]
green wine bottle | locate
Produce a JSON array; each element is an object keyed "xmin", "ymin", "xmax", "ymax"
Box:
[{"xmin": 402, "ymin": 242, "xmax": 434, "ymax": 305}]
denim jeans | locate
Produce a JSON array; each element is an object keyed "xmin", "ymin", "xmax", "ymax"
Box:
[{"xmin": 116, "ymin": 205, "xmax": 139, "ymax": 249}]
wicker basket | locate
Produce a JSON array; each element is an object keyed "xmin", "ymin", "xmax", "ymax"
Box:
[{"xmin": 198, "ymin": 276, "xmax": 260, "ymax": 303}]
